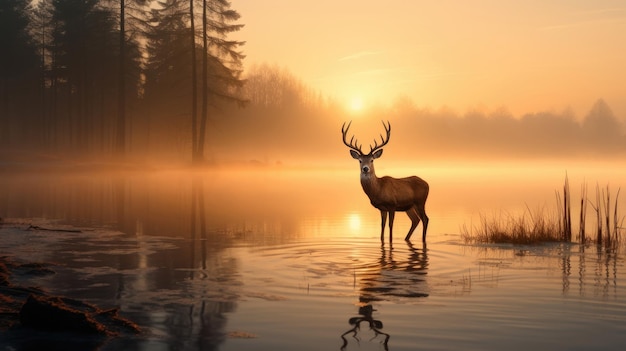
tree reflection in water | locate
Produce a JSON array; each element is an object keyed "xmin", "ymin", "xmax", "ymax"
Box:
[{"xmin": 120, "ymin": 175, "xmax": 241, "ymax": 351}]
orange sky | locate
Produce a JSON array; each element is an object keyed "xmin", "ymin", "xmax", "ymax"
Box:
[{"xmin": 233, "ymin": 0, "xmax": 626, "ymax": 119}]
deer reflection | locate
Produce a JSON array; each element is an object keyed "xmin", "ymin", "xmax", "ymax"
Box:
[
  {"xmin": 341, "ymin": 241, "xmax": 429, "ymax": 349},
  {"xmin": 341, "ymin": 304, "xmax": 390, "ymax": 351},
  {"xmin": 359, "ymin": 241, "xmax": 429, "ymax": 302}
]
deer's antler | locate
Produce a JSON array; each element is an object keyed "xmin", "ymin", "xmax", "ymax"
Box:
[
  {"xmin": 342, "ymin": 121, "xmax": 363, "ymax": 155},
  {"xmin": 369, "ymin": 120, "xmax": 391, "ymax": 154}
]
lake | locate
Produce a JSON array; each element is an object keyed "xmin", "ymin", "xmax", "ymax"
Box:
[{"xmin": 1, "ymin": 160, "xmax": 626, "ymax": 350}]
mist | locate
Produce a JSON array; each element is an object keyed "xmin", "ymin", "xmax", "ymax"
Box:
[
  {"xmin": 2, "ymin": 1, "xmax": 625, "ymax": 170},
  {"xmin": 3, "ymin": 60, "xmax": 626, "ymax": 169},
  {"xmin": 207, "ymin": 85, "xmax": 626, "ymax": 168}
]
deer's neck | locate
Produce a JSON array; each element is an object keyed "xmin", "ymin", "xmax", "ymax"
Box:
[{"xmin": 360, "ymin": 172, "xmax": 380, "ymax": 197}]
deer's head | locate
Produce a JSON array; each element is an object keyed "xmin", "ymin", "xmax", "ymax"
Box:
[{"xmin": 342, "ymin": 121, "xmax": 391, "ymax": 175}]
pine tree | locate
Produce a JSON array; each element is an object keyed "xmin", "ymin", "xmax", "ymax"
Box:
[{"xmin": 195, "ymin": 0, "xmax": 246, "ymax": 163}]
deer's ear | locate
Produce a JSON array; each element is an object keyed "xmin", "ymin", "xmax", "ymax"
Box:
[
  {"xmin": 350, "ymin": 150, "xmax": 360, "ymax": 159},
  {"xmin": 372, "ymin": 149, "xmax": 383, "ymax": 159}
]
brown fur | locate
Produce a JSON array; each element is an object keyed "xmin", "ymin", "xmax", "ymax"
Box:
[
  {"xmin": 343, "ymin": 121, "xmax": 429, "ymax": 242},
  {"xmin": 357, "ymin": 154, "xmax": 429, "ymax": 242}
]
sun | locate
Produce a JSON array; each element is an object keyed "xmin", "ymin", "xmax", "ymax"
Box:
[{"xmin": 348, "ymin": 97, "xmax": 365, "ymax": 113}]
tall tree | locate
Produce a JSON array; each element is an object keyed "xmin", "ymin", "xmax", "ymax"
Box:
[
  {"xmin": 0, "ymin": 0, "xmax": 39, "ymax": 146},
  {"xmin": 117, "ymin": 0, "xmax": 127, "ymax": 156},
  {"xmin": 195, "ymin": 0, "xmax": 245, "ymax": 163},
  {"xmin": 582, "ymin": 99, "xmax": 623, "ymax": 151},
  {"xmin": 143, "ymin": 0, "xmax": 194, "ymax": 157},
  {"xmin": 30, "ymin": 0, "xmax": 55, "ymax": 146},
  {"xmin": 48, "ymin": 0, "xmax": 141, "ymax": 154},
  {"xmin": 189, "ymin": 0, "xmax": 199, "ymax": 163},
  {"xmin": 143, "ymin": 0, "xmax": 244, "ymax": 163},
  {"xmin": 116, "ymin": 0, "xmax": 148, "ymax": 157},
  {"xmin": 51, "ymin": 0, "xmax": 102, "ymax": 150}
]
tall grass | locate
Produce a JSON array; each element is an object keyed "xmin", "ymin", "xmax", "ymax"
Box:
[
  {"xmin": 587, "ymin": 184, "xmax": 624, "ymax": 247},
  {"xmin": 579, "ymin": 183, "xmax": 588, "ymax": 243},
  {"xmin": 462, "ymin": 176, "xmax": 624, "ymax": 248},
  {"xmin": 461, "ymin": 208, "xmax": 563, "ymax": 244}
]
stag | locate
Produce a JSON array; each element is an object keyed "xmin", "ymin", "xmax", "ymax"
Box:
[{"xmin": 342, "ymin": 121, "xmax": 429, "ymax": 242}]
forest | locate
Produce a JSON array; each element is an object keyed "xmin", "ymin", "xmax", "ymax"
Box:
[{"xmin": 2, "ymin": 0, "xmax": 626, "ymax": 167}]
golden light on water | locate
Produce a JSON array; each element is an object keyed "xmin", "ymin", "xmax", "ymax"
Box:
[{"xmin": 347, "ymin": 213, "xmax": 362, "ymax": 232}]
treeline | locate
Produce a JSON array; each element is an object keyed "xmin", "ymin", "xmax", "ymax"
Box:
[
  {"xmin": 2, "ymin": 1, "xmax": 625, "ymax": 166},
  {"xmin": 214, "ymin": 74, "xmax": 626, "ymax": 165},
  {"xmin": 389, "ymin": 98, "xmax": 626, "ymax": 160},
  {"xmin": 1, "ymin": 0, "xmax": 244, "ymax": 163}
]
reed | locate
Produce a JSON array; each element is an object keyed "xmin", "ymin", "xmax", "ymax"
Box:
[
  {"xmin": 587, "ymin": 184, "xmax": 624, "ymax": 248},
  {"xmin": 461, "ymin": 208, "xmax": 563, "ymax": 244},
  {"xmin": 463, "ymin": 176, "xmax": 624, "ymax": 247},
  {"xmin": 578, "ymin": 182, "xmax": 587, "ymax": 243},
  {"xmin": 614, "ymin": 188, "xmax": 622, "ymax": 245},
  {"xmin": 555, "ymin": 174, "xmax": 572, "ymax": 242}
]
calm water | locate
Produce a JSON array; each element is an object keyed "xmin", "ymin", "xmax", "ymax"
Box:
[{"xmin": 1, "ymin": 162, "xmax": 626, "ymax": 350}]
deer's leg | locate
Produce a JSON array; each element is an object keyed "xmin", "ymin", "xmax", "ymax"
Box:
[
  {"xmin": 405, "ymin": 207, "xmax": 421, "ymax": 241},
  {"xmin": 388, "ymin": 211, "xmax": 395, "ymax": 242},
  {"xmin": 380, "ymin": 211, "xmax": 387, "ymax": 241},
  {"xmin": 417, "ymin": 206, "xmax": 429, "ymax": 242}
]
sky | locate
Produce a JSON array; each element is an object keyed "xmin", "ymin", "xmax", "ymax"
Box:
[{"xmin": 232, "ymin": 0, "xmax": 626, "ymax": 118}]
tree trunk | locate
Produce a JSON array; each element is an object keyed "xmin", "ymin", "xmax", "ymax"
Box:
[
  {"xmin": 197, "ymin": 0, "xmax": 209, "ymax": 162},
  {"xmin": 116, "ymin": 0, "xmax": 127, "ymax": 157},
  {"xmin": 189, "ymin": 0, "xmax": 198, "ymax": 163}
]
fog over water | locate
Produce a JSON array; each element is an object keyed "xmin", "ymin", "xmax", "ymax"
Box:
[{"xmin": 2, "ymin": 159, "xmax": 625, "ymax": 241}]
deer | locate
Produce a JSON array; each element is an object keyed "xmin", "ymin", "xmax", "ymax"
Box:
[{"xmin": 342, "ymin": 120, "xmax": 429, "ymax": 242}]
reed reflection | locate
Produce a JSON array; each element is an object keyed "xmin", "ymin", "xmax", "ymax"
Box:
[{"xmin": 561, "ymin": 244, "xmax": 620, "ymax": 298}]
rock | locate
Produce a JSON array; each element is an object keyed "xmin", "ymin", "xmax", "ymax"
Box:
[
  {"xmin": 19, "ymin": 294, "xmax": 140, "ymax": 336},
  {"xmin": 20, "ymin": 294, "xmax": 109, "ymax": 335},
  {"xmin": 0, "ymin": 257, "xmax": 140, "ymax": 338}
]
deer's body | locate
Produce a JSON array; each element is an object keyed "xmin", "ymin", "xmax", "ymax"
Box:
[
  {"xmin": 343, "ymin": 121, "xmax": 429, "ymax": 242},
  {"xmin": 361, "ymin": 174, "xmax": 429, "ymax": 213}
]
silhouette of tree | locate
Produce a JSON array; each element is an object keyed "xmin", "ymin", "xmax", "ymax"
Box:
[
  {"xmin": 581, "ymin": 99, "xmax": 624, "ymax": 153},
  {"xmin": 142, "ymin": 0, "xmax": 244, "ymax": 163},
  {"xmin": 189, "ymin": 0, "xmax": 199, "ymax": 163},
  {"xmin": 116, "ymin": 0, "xmax": 148, "ymax": 157},
  {"xmin": 583, "ymin": 100, "xmax": 620, "ymax": 136},
  {"xmin": 41, "ymin": 0, "xmax": 142, "ymax": 154},
  {"xmin": 195, "ymin": 0, "xmax": 246, "ymax": 163},
  {"xmin": 117, "ymin": 0, "xmax": 127, "ymax": 156},
  {"xmin": 0, "ymin": 0, "xmax": 39, "ymax": 147},
  {"xmin": 30, "ymin": 0, "xmax": 55, "ymax": 146},
  {"xmin": 143, "ymin": 0, "xmax": 194, "ymax": 158},
  {"xmin": 243, "ymin": 64, "xmax": 314, "ymax": 108},
  {"xmin": 519, "ymin": 110, "xmax": 581, "ymax": 155}
]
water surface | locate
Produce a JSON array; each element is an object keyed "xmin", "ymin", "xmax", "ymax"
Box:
[{"xmin": 1, "ymin": 163, "xmax": 625, "ymax": 350}]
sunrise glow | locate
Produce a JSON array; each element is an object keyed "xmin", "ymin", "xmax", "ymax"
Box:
[
  {"xmin": 348, "ymin": 97, "xmax": 365, "ymax": 113},
  {"xmin": 235, "ymin": 0, "xmax": 626, "ymax": 118}
]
